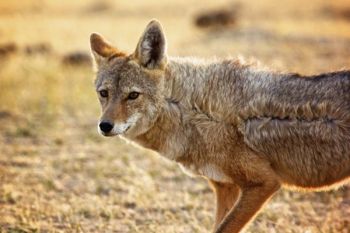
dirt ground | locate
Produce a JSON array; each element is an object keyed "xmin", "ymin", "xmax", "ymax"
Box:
[{"xmin": 0, "ymin": 0, "xmax": 350, "ymax": 232}]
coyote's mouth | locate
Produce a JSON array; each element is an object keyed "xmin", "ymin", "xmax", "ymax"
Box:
[
  {"xmin": 124, "ymin": 125, "xmax": 131, "ymax": 133},
  {"xmin": 100, "ymin": 124, "xmax": 132, "ymax": 137},
  {"xmin": 98, "ymin": 114, "xmax": 140, "ymax": 137}
]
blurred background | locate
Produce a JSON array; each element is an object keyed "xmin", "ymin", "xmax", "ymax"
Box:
[{"xmin": 0, "ymin": 0, "xmax": 349, "ymax": 232}]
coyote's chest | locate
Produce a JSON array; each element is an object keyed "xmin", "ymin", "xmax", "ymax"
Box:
[{"xmin": 178, "ymin": 163, "xmax": 233, "ymax": 183}]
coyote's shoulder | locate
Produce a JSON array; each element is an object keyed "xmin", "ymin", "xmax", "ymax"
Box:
[{"xmin": 90, "ymin": 20, "xmax": 350, "ymax": 233}]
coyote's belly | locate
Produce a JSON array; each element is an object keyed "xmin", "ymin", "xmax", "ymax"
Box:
[
  {"xmin": 179, "ymin": 163, "xmax": 233, "ymax": 183},
  {"xmin": 241, "ymin": 116, "xmax": 350, "ymax": 189}
]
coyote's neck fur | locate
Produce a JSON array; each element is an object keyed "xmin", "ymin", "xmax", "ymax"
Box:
[{"xmin": 133, "ymin": 57, "xmax": 271, "ymax": 160}]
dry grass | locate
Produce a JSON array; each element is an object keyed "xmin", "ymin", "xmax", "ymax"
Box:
[{"xmin": 0, "ymin": 0, "xmax": 350, "ymax": 232}]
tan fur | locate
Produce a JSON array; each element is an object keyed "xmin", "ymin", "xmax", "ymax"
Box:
[{"xmin": 90, "ymin": 20, "xmax": 350, "ymax": 233}]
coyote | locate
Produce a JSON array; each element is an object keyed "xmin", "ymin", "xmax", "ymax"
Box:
[{"xmin": 90, "ymin": 20, "xmax": 350, "ymax": 233}]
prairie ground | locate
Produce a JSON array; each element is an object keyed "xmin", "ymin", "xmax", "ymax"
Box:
[{"xmin": 0, "ymin": 0, "xmax": 350, "ymax": 232}]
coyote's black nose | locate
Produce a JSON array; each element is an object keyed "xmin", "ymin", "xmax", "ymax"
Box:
[{"xmin": 99, "ymin": 121, "xmax": 114, "ymax": 133}]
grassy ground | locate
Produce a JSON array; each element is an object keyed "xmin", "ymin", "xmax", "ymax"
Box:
[{"xmin": 0, "ymin": 0, "xmax": 350, "ymax": 232}]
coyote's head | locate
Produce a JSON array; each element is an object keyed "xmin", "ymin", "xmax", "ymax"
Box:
[{"xmin": 90, "ymin": 20, "xmax": 167, "ymax": 138}]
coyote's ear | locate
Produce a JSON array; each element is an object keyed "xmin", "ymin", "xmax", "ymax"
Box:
[
  {"xmin": 90, "ymin": 33, "xmax": 123, "ymax": 67},
  {"xmin": 134, "ymin": 20, "xmax": 167, "ymax": 69}
]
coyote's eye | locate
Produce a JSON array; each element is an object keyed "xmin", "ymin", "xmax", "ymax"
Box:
[
  {"xmin": 99, "ymin": 90, "xmax": 108, "ymax": 98},
  {"xmin": 128, "ymin": 92, "xmax": 140, "ymax": 100}
]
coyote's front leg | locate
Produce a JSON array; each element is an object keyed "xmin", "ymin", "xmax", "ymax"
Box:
[
  {"xmin": 209, "ymin": 181, "xmax": 241, "ymax": 230},
  {"xmin": 215, "ymin": 180, "xmax": 280, "ymax": 233}
]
